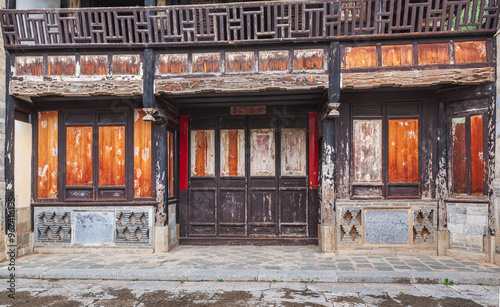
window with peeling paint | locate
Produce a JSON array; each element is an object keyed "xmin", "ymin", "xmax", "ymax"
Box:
[
  {"xmin": 351, "ymin": 103, "xmax": 420, "ymax": 199},
  {"xmin": 451, "ymin": 114, "xmax": 486, "ymax": 196}
]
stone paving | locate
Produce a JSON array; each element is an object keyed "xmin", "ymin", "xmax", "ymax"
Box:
[
  {"xmin": 11, "ymin": 246, "xmax": 500, "ymax": 273},
  {"xmin": 2, "ymin": 246, "xmax": 500, "ymax": 285},
  {"xmin": 1, "ymin": 279, "xmax": 499, "ymax": 306}
]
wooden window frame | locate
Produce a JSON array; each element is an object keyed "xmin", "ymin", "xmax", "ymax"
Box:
[
  {"xmin": 350, "ymin": 102, "xmax": 421, "ymax": 199},
  {"xmin": 33, "ymin": 107, "xmax": 156, "ymax": 204},
  {"xmin": 448, "ymin": 111, "xmax": 488, "ymax": 198}
]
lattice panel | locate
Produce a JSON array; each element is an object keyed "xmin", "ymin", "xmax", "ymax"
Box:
[
  {"xmin": 413, "ymin": 209, "xmax": 435, "ymax": 244},
  {"xmin": 115, "ymin": 211, "xmax": 150, "ymax": 244},
  {"xmin": 1, "ymin": 0, "xmax": 497, "ymax": 48},
  {"xmin": 37, "ymin": 211, "xmax": 71, "ymax": 243},
  {"xmin": 339, "ymin": 208, "xmax": 362, "ymax": 244}
]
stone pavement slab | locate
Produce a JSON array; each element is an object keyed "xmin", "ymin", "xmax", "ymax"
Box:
[
  {"xmin": 1, "ymin": 279, "xmax": 498, "ymax": 307},
  {"xmin": 1, "ymin": 245, "xmax": 500, "ymax": 285}
]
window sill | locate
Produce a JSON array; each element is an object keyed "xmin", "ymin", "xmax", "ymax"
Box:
[
  {"xmin": 445, "ymin": 196, "xmax": 489, "ymax": 204},
  {"xmin": 32, "ymin": 200, "xmax": 159, "ymax": 207}
]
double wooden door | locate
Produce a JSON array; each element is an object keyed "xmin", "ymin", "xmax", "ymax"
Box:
[{"xmin": 186, "ymin": 114, "xmax": 312, "ymax": 241}]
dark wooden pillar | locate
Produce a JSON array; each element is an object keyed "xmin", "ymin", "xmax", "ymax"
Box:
[
  {"xmin": 178, "ymin": 115, "xmax": 189, "ymax": 237},
  {"xmin": 436, "ymin": 101, "xmax": 448, "ymax": 232},
  {"xmin": 4, "ymin": 52, "xmax": 14, "ymax": 234},
  {"xmin": 319, "ymin": 41, "xmax": 340, "ymax": 252},
  {"xmin": 143, "ymin": 48, "xmax": 155, "ymax": 109},
  {"xmin": 154, "ymin": 121, "xmax": 168, "ymax": 227}
]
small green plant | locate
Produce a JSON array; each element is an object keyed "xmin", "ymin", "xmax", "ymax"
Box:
[
  {"xmin": 181, "ymin": 289, "xmax": 187, "ymax": 292},
  {"xmin": 180, "ymin": 280, "xmax": 186, "ymax": 283},
  {"xmin": 323, "ymin": 291, "xmax": 332, "ymax": 293},
  {"xmin": 399, "ymin": 291, "xmax": 405, "ymax": 295},
  {"xmin": 444, "ymin": 278, "xmax": 454, "ymax": 285},
  {"xmin": 136, "ymin": 278, "xmax": 139, "ymax": 281},
  {"xmin": 217, "ymin": 279, "xmax": 224, "ymax": 282},
  {"xmin": 271, "ymin": 280, "xmax": 276, "ymax": 283},
  {"xmin": 310, "ymin": 280, "xmax": 315, "ymax": 283},
  {"xmin": 478, "ymin": 282, "xmax": 483, "ymax": 286}
]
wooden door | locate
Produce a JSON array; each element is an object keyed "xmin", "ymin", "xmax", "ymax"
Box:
[{"xmin": 186, "ymin": 114, "xmax": 311, "ymax": 242}]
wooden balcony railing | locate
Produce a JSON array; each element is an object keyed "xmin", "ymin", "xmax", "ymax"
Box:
[{"xmin": 0, "ymin": 0, "xmax": 498, "ymax": 49}]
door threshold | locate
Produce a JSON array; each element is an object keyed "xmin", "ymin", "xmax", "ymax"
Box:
[{"xmin": 179, "ymin": 237, "xmax": 318, "ymax": 246}]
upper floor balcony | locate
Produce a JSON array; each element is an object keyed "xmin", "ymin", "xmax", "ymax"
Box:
[{"xmin": 0, "ymin": 0, "xmax": 498, "ymax": 50}]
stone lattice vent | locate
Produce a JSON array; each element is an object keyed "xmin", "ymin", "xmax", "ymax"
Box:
[
  {"xmin": 37, "ymin": 212, "xmax": 71, "ymax": 243},
  {"xmin": 413, "ymin": 209, "xmax": 435, "ymax": 244},
  {"xmin": 339, "ymin": 208, "xmax": 362, "ymax": 244},
  {"xmin": 115, "ymin": 211, "xmax": 150, "ymax": 244}
]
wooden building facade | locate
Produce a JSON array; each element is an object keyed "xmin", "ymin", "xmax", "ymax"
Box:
[{"xmin": 1, "ymin": 0, "xmax": 499, "ymax": 262}]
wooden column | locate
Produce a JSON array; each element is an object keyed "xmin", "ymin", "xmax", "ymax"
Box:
[
  {"xmin": 143, "ymin": 48, "xmax": 155, "ymax": 109},
  {"xmin": 154, "ymin": 120, "xmax": 168, "ymax": 227},
  {"xmin": 4, "ymin": 52, "xmax": 14, "ymax": 234},
  {"xmin": 436, "ymin": 101, "xmax": 448, "ymax": 231},
  {"xmin": 179, "ymin": 115, "xmax": 189, "ymax": 237},
  {"xmin": 319, "ymin": 41, "xmax": 340, "ymax": 253}
]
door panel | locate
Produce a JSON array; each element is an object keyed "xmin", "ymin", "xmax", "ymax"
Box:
[
  {"xmin": 250, "ymin": 129, "xmax": 276, "ymax": 176},
  {"xmin": 185, "ymin": 114, "xmax": 313, "ymax": 242}
]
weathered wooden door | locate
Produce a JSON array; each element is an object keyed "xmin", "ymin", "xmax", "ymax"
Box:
[{"xmin": 186, "ymin": 114, "xmax": 311, "ymax": 242}]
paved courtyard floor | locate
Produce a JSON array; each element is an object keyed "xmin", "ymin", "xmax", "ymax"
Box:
[
  {"xmin": 11, "ymin": 245, "xmax": 500, "ymax": 272},
  {"xmin": 1, "ymin": 279, "xmax": 499, "ymax": 306},
  {"xmin": 2, "ymin": 246, "xmax": 500, "ymax": 285}
]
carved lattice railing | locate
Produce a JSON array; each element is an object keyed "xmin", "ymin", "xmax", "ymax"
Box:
[{"xmin": 0, "ymin": 0, "xmax": 498, "ymax": 49}]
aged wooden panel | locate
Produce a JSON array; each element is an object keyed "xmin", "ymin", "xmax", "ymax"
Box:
[
  {"xmin": 230, "ymin": 106, "xmax": 266, "ymax": 116},
  {"xmin": 66, "ymin": 126, "xmax": 93, "ymax": 186},
  {"xmin": 48, "ymin": 56, "xmax": 76, "ymax": 76},
  {"xmin": 418, "ymin": 43, "xmax": 450, "ymax": 65},
  {"xmin": 158, "ymin": 54, "xmax": 187, "ymax": 74},
  {"xmin": 192, "ymin": 53, "xmax": 220, "ymax": 74},
  {"xmin": 293, "ymin": 49, "xmax": 324, "ymax": 70},
  {"xmin": 470, "ymin": 115, "xmax": 484, "ymax": 195},
  {"xmin": 454, "ymin": 41, "xmax": 487, "ymax": 64},
  {"xmin": 226, "ymin": 51, "xmax": 254, "ymax": 73},
  {"xmin": 344, "ymin": 46, "xmax": 377, "ymax": 69},
  {"xmin": 180, "ymin": 115, "xmax": 189, "ymax": 190},
  {"xmin": 38, "ymin": 111, "xmax": 58, "ymax": 199},
  {"xmin": 15, "ymin": 56, "xmax": 43, "ymax": 76},
  {"xmin": 451, "ymin": 117, "xmax": 467, "ymax": 194},
  {"xmin": 280, "ymin": 191, "xmax": 307, "ymax": 223},
  {"xmin": 308, "ymin": 112, "xmax": 319, "ymax": 189},
  {"xmin": 133, "ymin": 110, "xmax": 152, "ymax": 198},
  {"xmin": 80, "ymin": 55, "xmax": 108, "ymax": 75},
  {"xmin": 388, "ymin": 119, "xmax": 418, "ymax": 183},
  {"xmin": 381, "ymin": 45, "xmax": 413, "ymax": 67},
  {"xmin": 112, "ymin": 54, "xmax": 141, "ymax": 75},
  {"xmin": 190, "ymin": 130, "xmax": 215, "ymax": 177},
  {"xmin": 219, "ymin": 190, "xmax": 246, "ymax": 223},
  {"xmin": 168, "ymin": 130, "xmax": 175, "ymax": 197},
  {"xmin": 221, "ymin": 129, "xmax": 245, "ymax": 177},
  {"xmin": 98, "ymin": 126, "xmax": 125, "ymax": 186},
  {"xmin": 259, "ymin": 50, "xmax": 288, "ymax": 72},
  {"xmin": 250, "ymin": 129, "xmax": 275, "ymax": 176},
  {"xmin": 281, "ymin": 128, "xmax": 307, "ymax": 176},
  {"xmin": 353, "ymin": 120, "xmax": 382, "ymax": 183}
]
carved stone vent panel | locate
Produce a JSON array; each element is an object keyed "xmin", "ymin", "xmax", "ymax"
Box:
[
  {"xmin": 339, "ymin": 208, "xmax": 362, "ymax": 244},
  {"xmin": 413, "ymin": 209, "xmax": 435, "ymax": 244},
  {"xmin": 115, "ymin": 211, "xmax": 150, "ymax": 244},
  {"xmin": 37, "ymin": 212, "xmax": 71, "ymax": 243}
]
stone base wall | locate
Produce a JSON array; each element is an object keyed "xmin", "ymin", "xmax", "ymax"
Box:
[
  {"xmin": 447, "ymin": 203, "xmax": 488, "ymax": 253},
  {"xmin": 16, "ymin": 207, "xmax": 33, "ymax": 257},
  {"xmin": 34, "ymin": 206, "xmax": 154, "ymax": 251},
  {"xmin": 335, "ymin": 201, "xmax": 437, "ymax": 254}
]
